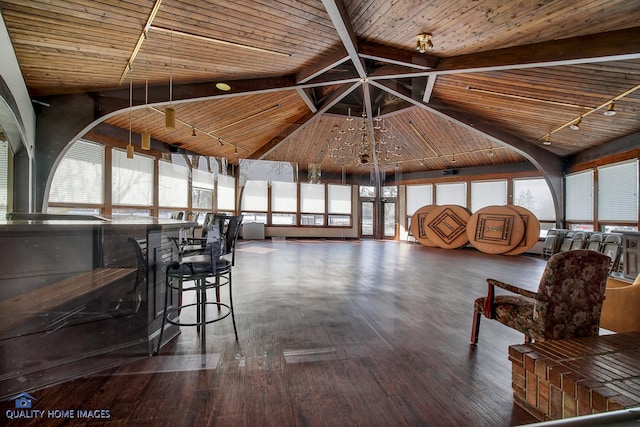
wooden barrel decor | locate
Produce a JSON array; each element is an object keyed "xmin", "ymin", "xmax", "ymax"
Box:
[
  {"xmin": 503, "ymin": 205, "xmax": 541, "ymax": 256},
  {"xmin": 409, "ymin": 205, "xmax": 438, "ymax": 247},
  {"xmin": 424, "ymin": 205, "xmax": 471, "ymax": 249},
  {"xmin": 466, "ymin": 205, "xmax": 525, "ymax": 255}
]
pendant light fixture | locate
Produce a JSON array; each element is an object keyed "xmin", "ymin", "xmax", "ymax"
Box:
[
  {"xmin": 165, "ymin": 3, "xmax": 176, "ymax": 129},
  {"xmin": 127, "ymin": 78, "xmax": 134, "ymax": 159},
  {"xmin": 141, "ymin": 41, "xmax": 151, "ymax": 150}
]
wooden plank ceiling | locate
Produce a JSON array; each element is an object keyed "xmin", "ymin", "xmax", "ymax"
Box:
[{"xmin": 1, "ymin": 0, "xmax": 639, "ymax": 177}]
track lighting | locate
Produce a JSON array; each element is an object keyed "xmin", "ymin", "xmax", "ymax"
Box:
[
  {"xmin": 543, "ymin": 135, "xmax": 551, "ymax": 145},
  {"xmin": 569, "ymin": 117, "xmax": 582, "ymax": 130},
  {"xmin": 604, "ymin": 101, "xmax": 616, "ymax": 116},
  {"xmin": 192, "ymin": 126, "xmax": 197, "ymax": 137}
]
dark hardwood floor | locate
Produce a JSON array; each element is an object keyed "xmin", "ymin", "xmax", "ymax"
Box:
[{"xmin": 3, "ymin": 239, "xmax": 548, "ymax": 426}]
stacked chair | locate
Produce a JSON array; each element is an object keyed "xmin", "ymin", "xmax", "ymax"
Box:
[{"xmin": 541, "ymin": 229, "xmax": 623, "ymax": 275}]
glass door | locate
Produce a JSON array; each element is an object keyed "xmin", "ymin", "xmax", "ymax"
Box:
[
  {"xmin": 361, "ymin": 201, "xmax": 374, "ymax": 237},
  {"xmin": 382, "ymin": 201, "xmax": 397, "ymax": 238},
  {"xmin": 381, "ymin": 186, "xmax": 398, "ymax": 239}
]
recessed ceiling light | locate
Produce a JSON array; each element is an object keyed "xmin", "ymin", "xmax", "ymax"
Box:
[{"xmin": 216, "ymin": 82, "xmax": 231, "ymax": 91}]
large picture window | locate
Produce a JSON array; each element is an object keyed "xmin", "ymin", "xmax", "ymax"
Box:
[{"xmin": 513, "ymin": 178, "xmax": 555, "ymax": 222}]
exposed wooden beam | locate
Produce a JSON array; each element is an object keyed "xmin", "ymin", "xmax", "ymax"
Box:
[
  {"xmin": 367, "ymin": 65, "xmax": 433, "ymax": 80},
  {"xmin": 370, "ymin": 78, "xmax": 565, "ymax": 219},
  {"xmin": 296, "ymin": 88, "xmax": 317, "ymax": 113},
  {"xmin": 358, "ymin": 40, "xmax": 437, "ymax": 69},
  {"xmin": 251, "ymin": 82, "xmax": 361, "ymax": 159},
  {"xmin": 321, "ymin": 0, "xmax": 367, "ymax": 78},
  {"xmin": 434, "ymin": 26, "xmax": 640, "ymax": 75},
  {"xmin": 422, "ymin": 75, "xmax": 436, "ymax": 103},
  {"xmin": 296, "ymin": 48, "xmax": 351, "ymax": 84},
  {"xmin": 566, "ymin": 132, "xmax": 640, "ymax": 169}
]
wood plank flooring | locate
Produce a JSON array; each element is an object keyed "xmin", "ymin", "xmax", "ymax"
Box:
[{"xmin": 2, "ymin": 240, "xmax": 548, "ymax": 426}]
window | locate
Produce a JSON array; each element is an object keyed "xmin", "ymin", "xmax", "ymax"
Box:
[
  {"xmin": 565, "ymin": 170, "xmax": 593, "ymax": 222},
  {"xmin": 359, "ymin": 186, "xmax": 375, "ymax": 198},
  {"xmin": 513, "ymin": 178, "xmax": 555, "ymax": 221},
  {"xmin": 192, "ymin": 157, "xmax": 215, "ymax": 210},
  {"xmin": 49, "ymin": 139, "xmax": 104, "ymax": 206},
  {"xmin": 436, "ymin": 182, "xmax": 466, "ymax": 207},
  {"xmin": 598, "ymin": 160, "xmax": 638, "ymax": 222},
  {"xmin": 112, "ymin": 148, "xmax": 153, "ymax": 208},
  {"xmin": 406, "ymin": 184, "xmax": 433, "ymax": 215},
  {"xmin": 0, "ymin": 140, "xmax": 10, "ymax": 216},
  {"xmin": 217, "ymin": 174, "xmax": 236, "ymax": 211},
  {"xmin": 271, "ymin": 181, "xmax": 297, "ymax": 225},
  {"xmin": 241, "ymin": 180, "xmax": 268, "ymax": 211},
  {"xmin": 328, "ymin": 184, "xmax": 351, "ymax": 227},
  {"xmin": 300, "ymin": 183, "xmax": 325, "ymax": 226},
  {"xmin": 382, "ymin": 186, "xmax": 397, "ymax": 198},
  {"xmin": 241, "ymin": 180, "xmax": 268, "ymax": 224},
  {"xmin": 471, "ymin": 180, "xmax": 507, "ymax": 212},
  {"xmin": 158, "ymin": 157, "xmax": 188, "ymax": 208}
]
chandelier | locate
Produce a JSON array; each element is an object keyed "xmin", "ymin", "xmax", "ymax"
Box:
[{"xmin": 327, "ymin": 108, "xmax": 402, "ymax": 168}]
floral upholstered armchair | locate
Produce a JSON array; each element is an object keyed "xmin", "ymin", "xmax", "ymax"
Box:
[{"xmin": 471, "ymin": 250, "xmax": 611, "ymax": 344}]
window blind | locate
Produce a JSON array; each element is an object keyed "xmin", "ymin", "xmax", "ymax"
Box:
[
  {"xmin": 217, "ymin": 174, "xmax": 236, "ymax": 211},
  {"xmin": 49, "ymin": 140, "xmax": 104, "ymax": 204},
  {"xmin": 598, "ymin": 160, "xmax": 638, "ymax": 222},
  {"xmin": 407, "ymin": 184, "xmax": 432, "ymax": 215},
  {"xmin": 271, "ymin": 181, "xmax": 297, "ymax": 212},
  {"xmin": 328, "ymin": 184, "xmax": 351, "ymax": 214},
  {"xmin": 565, "ymin": 170, "xmax": 593, "ymax": 221},
  {"xmin": 436, "ymin": 182, "xmax": 466, "ymax": 207},
  {"xmin": 300, "ymin": 183, "xmax": 325, "ymax": 213},
  {"xmin": 241, "ymin": 180, "xmax": 268, "ymax": 211},
  {"xmin": 158, "ymin": 160, "xmax": 188, "ymax": 208},
  {"xmin": 112, "ymin": 148, "xmax": 153, "ymax": 206},
  {"xmin": 471, "ymin": 180, "xmax": 507, "ymax": 212}
]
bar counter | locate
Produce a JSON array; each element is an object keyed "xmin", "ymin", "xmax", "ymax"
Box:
[{"xmin": 0, "ymin": 214, "xmax": 195, "ymax": 400}]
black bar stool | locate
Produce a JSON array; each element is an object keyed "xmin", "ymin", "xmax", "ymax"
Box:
[{"xmin": 155, "ymin": 215, "xmax": 243, "ymax": 365}]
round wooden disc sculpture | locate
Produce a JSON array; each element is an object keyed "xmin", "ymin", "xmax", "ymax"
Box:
[
  {"xmin": 423, "ymin": 205, "xmax": 472, "ymax": 249},
  {"xmin": 466, "ymin": 205, "xmax": 525, "ymax": 255},
  {"xmin": 409, "ymin": 205, "xmax": 439, "ymax": 247},
  {"xmin": 504, "ymin": 205, "xmax": 541, "ymax": 255}
]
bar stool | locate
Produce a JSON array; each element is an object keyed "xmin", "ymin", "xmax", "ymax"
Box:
[{"xmin": 155, "ymin": 215, "xmax": 243, "ymax": 365}]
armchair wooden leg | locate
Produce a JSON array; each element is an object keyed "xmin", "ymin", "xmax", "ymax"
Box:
[{"xmin": 471, "ymin": 311, "xmax": 481, "ymax": 345}]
